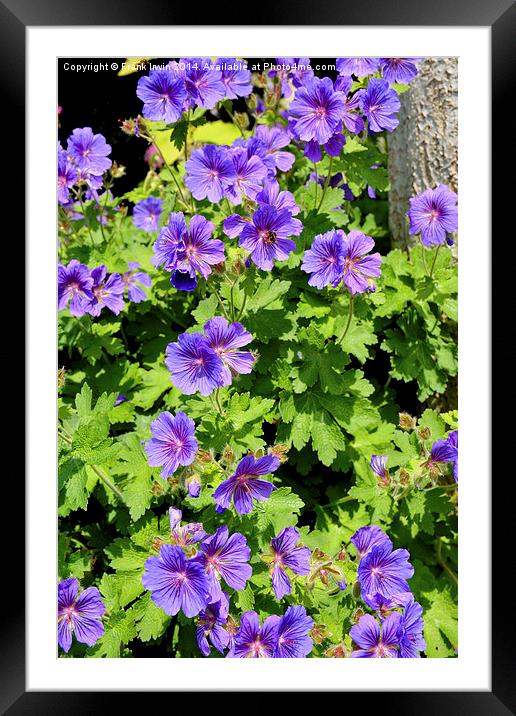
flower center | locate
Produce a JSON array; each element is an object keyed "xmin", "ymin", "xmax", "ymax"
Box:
[
  {"xmin": 315, "ymin": 106, "xmax": 327, "ymax": 118},
  {"xmin": 259, "ymin": 229, "xmax": 277, "ymax": 245},
  {"xmin": 428, "ymin": 208, "xmax": 440, "ymax": 221},
  {"xmin": 193, "ymin": 357, "xmax": 205, "ymax": 367}
]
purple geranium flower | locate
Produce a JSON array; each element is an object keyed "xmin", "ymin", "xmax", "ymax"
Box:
[
  {"xmin": 167, "ymin": 214, "xmax": 225, "ymax": 291},
  {"xmin": 341, "ymin": 230, "xmax": 382, "ymax": 294},
  {"xmin": 142, "ymin": 544, "xmax": 210, "ymax": 617},
  {"xmin": 196, "ymin": 525, "xmax": 252, "ymax": 601},
  {"xmin": 255, "ymin": 179, "xmax": 300, "ymax": 215},
  {"xmin": 212, "ymin": 454, "xmax": 280, "ymax": 515},
  {"xmin": 136, "ymin": 69, "xmax": 187, "ymax": 123},
  {"xmin": 227, "ymin": 610, "xmax": 279, "ymax": 658},
  {"xmin": 357, "ymin": 78, "xmax": 400, "ymax": 133},
  {"xmin": 58, "ymin": 260, "xmax": 94, "ymax": 317},
  {"xmin": 380, "ymin": 58, "xmax": 420, "ymax": 85},
  {"xmin": 187, "ymin": 474, "xmax": 201, "ymax": 497},
  {"xmin": 408, "ymin": 184, "xmax": 458, "ymax": 247},
  {"xmin": 218, "ymin": 57, "xmax": 252, "ymax": 99},
  {"xmin": 225, "ymin": 148, "xmax": 268, "ymax": 205},
  {"xmin": 58, "ymin": 577, "xmax": 105, "ymax": 653},
  {"xmin": 145, "ymin": 410, "xmax": 198, "ymax": 478},
  {"xmin": 168, "ymin": 507, "xmax": 207, "ymax": 547},
  {"xmin": 398, "ymin": 593, "xmax": 426, "ymax": 658},
  {"xmin": 67, "ymin": 127, "xmax": 112, "ymax": 176},
  {"xmin": 430, "ymin": 429, "xmax": 458, "ymax": 481},
  {"xmin": 288, "ymin": 76, "xmax": 346, "ymax": 144},
  {"xmin": 239, "ymin": 204, "xmax": 302, "ymax": 270},
  {"xmin": 132, "ymin": 197, "xmax": 163, "ymax": 232},
  {"xmin": 350, "ymin": 612, "xmax": 401, "ymax": 658},
  {"xmin": 334, "ymin": 76, "xmax": 365, "ymax": 133},
  {"xmin": 358, "ymin": 543, "xmax": 414, "ymax": 608},
  {"xmin": 269, "ymin": 526, "xmax": 311, "ymax": 600},
  {"xmin": 196, "ymin": 594, "xmax": 231, "ymax": 656},
  {"xmin": 58, "ymin": 146, "xmax": 78, "ymax": 205},
  {"xmin": 165, "ymin": 332, "xmax": 225, "ymax": 396},
  {"xmin": 122, "ymin": 261, "xmax": 152, "ymax": 303},
  {"xmin": 185, "ymin": 144, "xmax": 237, "ymax": 203},
  {"xmin": 301, "ymin": 229, "xmax": 346, "ymax": 289},
  {"xmin": 203, "ymin": 316, "xmax": 255, "ymax": 387},
  {"xmin": 82, "ymin": 265, "xmax": 125, "ymax": 317},
  {"xmin": 182, "ymin": 58, "xmax": 226, "ymax": 109},
  {"xmin": 254, "ymin": 125, "xmax": 295, "ymax": 174},
  {"xmin": 151, "ymin": 212, "xmax": 188, "ymax": 269},
  {"xmin": 336, "ymin": 57, "xmax": 380, "ymax": 78},
  {"xmin": 274, "ymin": 605, "xmax": 314, "ymax": 658},
  {"xmin": 370, "ymin": 455, "xmax": 388, "ymax": 478},
  {"xmin": 350, "ymin": 525, "xmax": 393, "ymax": 560}
]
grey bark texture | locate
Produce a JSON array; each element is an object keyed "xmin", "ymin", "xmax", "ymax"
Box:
[{"xmin": 388, "ymin": 57, "xmax": 458, "ymax": 248}]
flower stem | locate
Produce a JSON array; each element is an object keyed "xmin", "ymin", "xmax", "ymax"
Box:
[
  {"xmin": 420, "ymin": 241, "xmax": 429, "ymax": 275},
  {"xmin": 211, "ymin": 283, "xmax": 230, "ymax": 320},
  {"xmin": 90, "ymin": 465, "xmax": 127, "ymax": 504},
  {"xmin": 429, "ymin": 243, "xmax": 442, "ymax": 278},
  {"xmin": 214, "ymin": 387, "xmax": 224, "ymax": 415},
  {"xmin": 313, "ymin": 162, "xmax": 318, "ymax": 209},
  {"xmin": 317, "ymin": 155, "xmax": 334, "ymax": 211},
  {"xmin": 337, "ymin": 294, "xmax": 354, "ymax": 345},
  {"xmin": 143, "ymin": 130, "xmax": 189, "ymax": 207},
  {"xmin": 437, "ymin": 538, "xmax": 458, "ymax": 585},
  {"xmin": 236, "ymin": 292, "xmax": 248, "ymax": 321},
  {"xmin": 325, "ymin": 494, "xmax": 356, "ymax": 509}
]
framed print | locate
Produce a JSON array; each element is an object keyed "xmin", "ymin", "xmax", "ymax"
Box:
[{"xmin": 2, "ymin": 0, "xmax": 512, "ymax": 710}]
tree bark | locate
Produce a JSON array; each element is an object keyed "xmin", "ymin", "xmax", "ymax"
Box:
[{"xmin": 388, "ymin": 57, "xmax": 458, "ymax": 248}]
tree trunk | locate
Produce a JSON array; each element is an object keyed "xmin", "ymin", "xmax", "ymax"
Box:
[{"xmin": 388, "ymin": 57, "xmax": 458, "ymax": 248}]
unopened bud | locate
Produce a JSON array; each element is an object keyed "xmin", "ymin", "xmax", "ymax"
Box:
[
  {"xmin": 399, "ymin": 412, "xmax": 416, "ymax": 430},
  {"xmin": 151, "ymin": 481, "xmax": 165, "ymax": 496},
  {"xmin": 351, "ymin": 608, "xmax": 365, "ymax": 624},
  {"xmin": 212, "ymin": 262, "xmax": 226, "ymax": 275},
  {"xmin": 352, "ymin": 581, "xmax": 362, "ymax": 599},
  {"xmin": 336, "ymin": 547, "xmax": 347, "ymax": 562},
  {"xmin": 196, "ymin": 449, "xmax": 213, "ymax": 464},
  {"xmin": 246, "ymin": 92, "xmax": 258, "ymax": 109},
  {"xmin": 222, "ymin": 446, "xmax": 235, "ymax": 464},
  {"xmin": 310, "ymin": 624, "xmax": 332, "ymax": 645},
  {"xmin": 324, "ymin": 644, "xmax": 348, "ymax": 658},
  {"xmin": 57, "ymin": 366, "xmax": 66, "ymax": 388},
  {"xmin": 399, "ymin": 469, "xmax": 411, "ymax": 485},
  {"xmin": 110, "ymin": 162, "xmax": 126, "ymax": 179},
  {"xmin": 150, "ymin": 537, "xmax": 165, "ymax": 551},
  {"xmin": 233, "ymin": 111, "xmax": 250, "ymax": 130},
  {"xmin": 254, "ymin": 447, "xmax": 265, "ymax": 459},
  {"xmin": 377, "ymin": 475, "xmax": 391, "ymax": 488},
  {"xmin": 418, "ymin": 426, "xmax": 432, "ymax": 441},
  {"xmin": 270, "ymin": 444, "xmax": 289, "ymax": 462}
]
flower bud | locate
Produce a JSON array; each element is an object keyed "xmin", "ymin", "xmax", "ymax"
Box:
[
  {"xmin": 351, "ymin": 608, "xmax": 365, "ymax": 624},
  {"xmin": 324, "ymin": 644, "xmax": 349, "ymax": 658},
  {"xmin": 310, "ymin": 624, "xmax": 332, "ymax": 645},
  {"xmin": 196, "ymin": 449, "xmax": 213, "ymax": 464},
  {"xmin": 57, "ymin": 366, "xmax": 66, "ymax": 388},
  {"xmin": 254, "ymin": 447, "xmax": 265, "ymax": 459},
  {"xmin": 110, "ymin": 162, "xmax": 126, "ymax": 179},
  {"xmin": 151, "ymin": 481, "xmax": 165, "ymax": 496},
  {"xmin": 233, "ymin": 112, "xmax": 250, "ymax": 130},
  {"xmin": 246, "ymin": 92, "xmax": 258, "ymax": 109},
  {"xmin": 399, "ymin": 412, "xmax": 416, "ymax": 430},
  {"xmin": 212, "ymin": 261, "xmax": 226, "ymax": 275},
  {"xmin": 418, "ymin": 426, "xmax": 432, "ymax": 441},
  {"xmin": 150, "ymin": 536, "xmax": 165, "ymax": 551},
  {"xmin": 336, "ymin": 547, "xmax": 347, "ymax": 562},
  {"xmin": 352, "ymin": 580, "xmax": 362, "ymax": 599},
  {"xmin": 270, "ymin": 444, "xmax": 289, "ymax": 462},
  {"xmin": 222, "ymin": 446, "xmax": 235, "ymax": 464},
  {"xmin": 399, "ymin": 468, "xmax": 411, "ymax": 485},
  {"xmin": 120, "ymin": 118, "xmax": 137, "ymax": 135}
]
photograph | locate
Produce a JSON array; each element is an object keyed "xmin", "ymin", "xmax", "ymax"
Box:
[{"xmin": 56, "ymin": 56, "xmax": 460, "ymax": 660}]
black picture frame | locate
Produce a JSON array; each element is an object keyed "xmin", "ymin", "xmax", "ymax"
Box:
[{"xmin": 4, "ymin": 0, "xmax": 512, "ymax": 711}]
